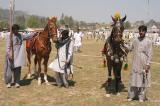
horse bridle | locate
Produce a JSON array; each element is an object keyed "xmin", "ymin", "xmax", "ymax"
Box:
[
  {"xmin": 47, "ymin": 23, "xmax": 57, "ymax": 39},
  {"xmin": 107, "ymin": 21, "xmax": 127, "ymax": 63}
]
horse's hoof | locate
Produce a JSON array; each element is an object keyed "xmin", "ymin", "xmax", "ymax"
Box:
[
  {"xmin": 116, "ymin": 92, "xmax": 120, "ymax": 96},
  {"xmin": 45, "ymin": 82, "xmax": 50, "ymax": 85},
  {"xmin": 27, "ymin": 74, "xmax": 31, "ymax": 79},
  {"xmin": 64, "ymin": 84, "xmax": 69, "ymax": 88},
  {"xmin": 105, "ymin": 94, "xmax": 111, "ymax": 97}
]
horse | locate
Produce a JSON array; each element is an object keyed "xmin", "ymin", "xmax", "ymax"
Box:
[
  {"xmin": 103, "ymin": 15, "xmax": 128, "ymax": 96},
  {"xmin": 26, "ymin": 17, "xmax": 58, "ymax": 85}
]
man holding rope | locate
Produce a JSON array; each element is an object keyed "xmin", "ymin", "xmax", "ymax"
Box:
[
  {"xmin": 127, "ymin": 25, "xmax": 152, "ymax": 102},
  {"xmin": 4, "ymin": 24, "xmax": 36, "ymax": 88},
  {"xmin": 49, "ymin": 25, "xmax": 74, "ymax": 88}
]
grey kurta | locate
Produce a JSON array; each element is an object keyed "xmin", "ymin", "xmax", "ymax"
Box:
[
  {"xmin": 49, "ymin": 38, "xmax": 74, "ymax": 74},
  {"xmin": 128, "ymin": 37, "xmax": 152, "ymax": 87}
]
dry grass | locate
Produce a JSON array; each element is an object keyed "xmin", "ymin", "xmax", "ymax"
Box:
[{"xmin": 0, "ymin": 37, "xmax": 160, "ymax": 106}]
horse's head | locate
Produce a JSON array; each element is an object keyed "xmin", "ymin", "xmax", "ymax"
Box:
[
  {"xmin": 110, "ymin": 15, "xmax": 126, "ymax": 44},
  {"xmin": 47, "ymin": 16, "xmax": 58, "ymax": 42}
]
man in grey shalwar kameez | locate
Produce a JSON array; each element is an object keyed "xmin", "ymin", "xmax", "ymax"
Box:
[
  {"xmin": 4, "ymin": 24, "xmax": 35, "ymax": 88},
  {"xmin": 127, "ymin": 25, "xmax": 152, "ymax": 102},
  {"xmin": 49, "ymin": 29, "xmax": 74, "ymax": 88}
]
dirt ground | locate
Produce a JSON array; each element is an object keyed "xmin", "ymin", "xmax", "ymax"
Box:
[{"xmin": 0, "ymin": 37, "xmax": 160, "ymax": 106}]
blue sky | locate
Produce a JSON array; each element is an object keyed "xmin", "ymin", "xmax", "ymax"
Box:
[{"xmin": 0, "ymin": 0, "xmax": 159, "ymax": 23}]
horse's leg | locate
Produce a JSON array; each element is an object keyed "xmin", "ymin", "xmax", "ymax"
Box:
[
  {"xmin": 119, "ymin": 62, "xmax": 123, "ymax": 84},
  {"xmin": 113, "ymin": 62, "xmax": 123, "ymax": 95},
  {"xmin": 37, "ymin": 56, "xmax": 42, "ymax": 85},
  {"xmin": 107, "ymin": 58, "xmax": 112, "ymax": 86},
  {"xmin": 34, "ymin": 55, "xmax": 37, "ymax": 76},
  {"xmin": 105, "ymin": 58, "xmax": 113, "ymax": 97},
  {"xmin": 26, "ymin": 50, "xmax": 32, "ymax": 79},
  {"xmin": 43, "ymin": 56, "xmax": 50, "ymax": 85}
]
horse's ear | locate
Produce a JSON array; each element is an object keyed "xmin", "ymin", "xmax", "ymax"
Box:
[
  {"xmin": 53, "ymin": 16, "xmax": 57, "ymax": 19},
  {"xmin": 54, "ymin": 17, "xmax": 57, "ymax": 21},
  {"xmin": 111, "ymin": 15, "xmax": 116, "ymax": 22},
  {"xmin": 121, "ymin": 15, "xmax": 127, "ymax": 22}
]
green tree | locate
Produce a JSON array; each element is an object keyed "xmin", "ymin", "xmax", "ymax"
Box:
[
  {"xmin": 15, "ymin": 15, "xmax": 26, "ymax": 29},
  {"xmin": 124, "ymin": 21, "xmax": 131, "ymax": 29},
  {"xmin": 0, "ymin": 20, "xmax": 8, "ymax": 29},
  {"xmin": 64, "ymin": 16, "xmax": 69, "ymax": 25},
  {"xmin": 39, "ymin": 17, "xmax": 47, "ymax": 28},
  {"xmin": 59, "ymin": 13, "xmax": 65, "ymax": 25},
  {"xmin": 68, "ymin": 16, "xmax": 74, "ymax": 28},
  {"xmin": 26, "ymin": 15, "xmax": 40, "ymax": 28}
]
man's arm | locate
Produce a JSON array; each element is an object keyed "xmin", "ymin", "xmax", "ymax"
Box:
[
  {"xmin": 21, "ymin": 32, "xmax": 36, "ymax": 40},
  {"xmin": 66, "ymin": 40, "xmax": 74, "ymax": 63},
  {"xmin": 123, "ymin": 39, "xmax": 134, "ymax": 52},
  {"xmin": 145, "ymin": 40, "xmax": 153, "ymax": 71}
]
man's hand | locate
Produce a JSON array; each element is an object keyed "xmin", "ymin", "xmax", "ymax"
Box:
[
  {"xmin": 8, "ymin": 50, "xmax": 13, "ymax": 60},
  {"xmin": 62, "ymin": 61, "xmax": 69, "ymax": 65},
  {"xmin": 145, "ymin": 65, "xmax": 150, "ymax": 73}
]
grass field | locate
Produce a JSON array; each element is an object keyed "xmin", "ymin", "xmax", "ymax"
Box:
[{"xmin": 0, "ymin": 37, "xmax": 160, "ymax": 106}]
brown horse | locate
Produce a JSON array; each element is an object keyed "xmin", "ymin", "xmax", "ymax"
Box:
[
  {"xmin": 26, "ymin": 17, "xmax": 58, "ymax": 85},
  {"xmin": 102, "ymin": 15, "xmax": 128, "ymax": 95}
]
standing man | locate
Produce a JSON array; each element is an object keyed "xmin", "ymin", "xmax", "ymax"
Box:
[
  {"xmin": 49, "ymin": 28, "xmax": 74, "ymax": 88},
  {"xmin": 4, "ymin": 24, "xmax": 35, "ymax": 88},
  {"xmin": 73, "ymin": 28, "xmax": 84, "ymax": 52},
  {"xmin": 127, "ymin": 25, "xmax": 152, "ymax": 102}
]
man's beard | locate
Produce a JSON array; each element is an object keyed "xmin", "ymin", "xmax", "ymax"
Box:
[{"xmin": 138, "ymin": 36, "xmax": 145, "ymax": 41}]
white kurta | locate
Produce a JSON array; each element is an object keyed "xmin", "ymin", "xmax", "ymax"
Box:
[
  {"xmin": 6, "ymin": 32, "xmax": 35, "ymax": 68},
  {"xmin": 49, "ymin": 39, "xmax": 74, "ymax": 74},
  {"xmin": 129, "ymin": 37, "xmax": 152, "ymax": 87},
  {"xmin": 73, "ymin": 32, "xmax": 83, "ymax": 47}
]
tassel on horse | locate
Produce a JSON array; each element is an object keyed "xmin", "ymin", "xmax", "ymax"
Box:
[
  {"xmin": 103, "ymin": 57, "xmax": 106, "ymax": 67},
  {"xmin": 123, "ymin": 63, "xmax": 128, "ymax": 71},
  {"xmin": 101, "ymin": 44, "xmax": 107, "ymax": 68}
]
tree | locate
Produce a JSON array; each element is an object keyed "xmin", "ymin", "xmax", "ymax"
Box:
[
  {"xmin": 39, "ymin": 17, "xmax": 47, "ymax": 28},
  {"xmin": 124, "ymin": 21, "xmax": 131, "ymax": 29},
  {"xmin": 15, "ymin": 15, "xmax": 26, "ymax": 29},
  {"xmin": 59, "ymin": 13, "xmax": 65, "ymax": 25},
  {"xmin": 0, "ymin": 20, "xmax": 8, "ymax": 29},
  {"xmin": 68, "ymin": 16, "xmax": 74, "ymax": 28},
  {"xmin": 26, "ymin": 15, "xmax": 40, "ymax": 28}
]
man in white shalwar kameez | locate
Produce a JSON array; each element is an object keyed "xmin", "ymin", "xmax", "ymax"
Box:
[
  {"xmin": 127, "ymin": 25, "xmax": 152, "ymax": 102},
  {"xmin": 4, "ymin": 24, "xmax": 35, "ymax": 88},
  {"xmin": 73, "ymin": 29, "xmax": 83, "ymax": 52},
  {"xmin": 49, "ymin": 29, "xmax": 74, "ymax": 88}
]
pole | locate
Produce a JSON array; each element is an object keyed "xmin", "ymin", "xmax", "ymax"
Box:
[
  {"xmin": 9, "ymin": 0, "xmax": 15, "ymax": 61},
  {"xmin": 147, "ymin": 0, "xmax": 150, "ymax": 21}
]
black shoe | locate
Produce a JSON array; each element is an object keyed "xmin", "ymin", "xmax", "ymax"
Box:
[
  {"xmin": 64, "ymin": 84, "xmax": 69, "ymax": 88},
  {"xmin": 57, "ymin": 84, "xmax": 62, "ymax": 88}
]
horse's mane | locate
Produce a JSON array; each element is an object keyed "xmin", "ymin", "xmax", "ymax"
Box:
[
  {"xmin": 44, "ymin": 24, "xmax": 49, "ymax": 31},
  {"xmin": 110, "ymin": 29, "xmax": 115, "ymax": 44}
]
